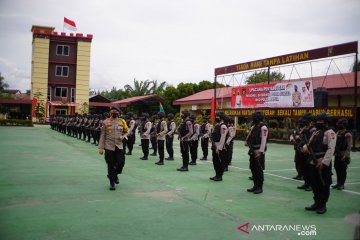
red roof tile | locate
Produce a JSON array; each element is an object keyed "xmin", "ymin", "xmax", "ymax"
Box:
[{"xmin": 112, "ymin": 94, "xmax": 163, "ymax": 107}]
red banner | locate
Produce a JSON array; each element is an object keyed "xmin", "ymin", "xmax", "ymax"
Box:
[{"xmin": 231, "ymin": 80, "xmax": 314, "ymax": 108}]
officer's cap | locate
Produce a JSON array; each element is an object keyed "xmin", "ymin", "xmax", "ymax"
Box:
[{"xmin": 110, "ymin": 106, "xmax": 121, "ymax": 113}]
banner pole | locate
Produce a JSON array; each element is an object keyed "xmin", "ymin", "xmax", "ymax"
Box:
[{"xmin": 353, "ymin": 50, "xmax": 358, "ymax": 151}]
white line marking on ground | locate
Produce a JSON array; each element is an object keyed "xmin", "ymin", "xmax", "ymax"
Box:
[
  {"xmin": 345, "ymin": 182, "xmax": 360, "ymax": 185},
  {"xmin": 212, "ymin": 163, "xmax": 360, "ymax": 196}
]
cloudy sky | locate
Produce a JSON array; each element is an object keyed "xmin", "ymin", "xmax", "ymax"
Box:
[{"xmin": 0, "ymin": 0, "xmax": 359, "ymax": 92}]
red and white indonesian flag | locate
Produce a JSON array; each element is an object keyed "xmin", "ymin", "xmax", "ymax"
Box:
[{"xmin": 64, "ymin": 17, "xmax": 77, "ymax": 31}]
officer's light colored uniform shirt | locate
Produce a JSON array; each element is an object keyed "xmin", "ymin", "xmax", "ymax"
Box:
[
  {"xmin": 99, "ymin": 118, "xmax": 128, "ymax": 151},
  {"xmin": 202, "ymin": 123, "xmax": 211, "ymax": 138},
  {"xmin": 157, "ymin": 120, "xmax": 168, "ymax": 141},
  {"xmin": 226, "ymin": 125, "xmax": 236, "ymax": 145},
  {"xmin": 182, "ymin": 120, "xmax": 193, "ymax": 141},
  {"xmin": 128, "ymin": 119, "xmax": 136, "ymax": 135},
  {"xmin": 190, "ymin": 123, "xmax": 200, "ymax": 141},
  {"xmin": 215, "ymin": 123, "xmax": 228, "ymax": 151},
  {"xmin": 141, "ymin": 121, "xmax": 152, "ymax": 140},
  {"xmin": 258, "ymin": 125, "xmax": 268, "ymax": 153},
  {"xmin": 321, "ymin": 129, "xmax": 336, "ymax": 166},
  {"xmin": 167, "ymin": 121, "xmax": 176, "ymax": 137}
]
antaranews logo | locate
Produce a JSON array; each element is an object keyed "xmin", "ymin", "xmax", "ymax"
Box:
[{"xmin": 237, "ymin": 223, "xmax": 317, "ymax": 236}]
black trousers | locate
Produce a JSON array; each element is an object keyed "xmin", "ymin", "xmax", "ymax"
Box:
[
  {"xmin": 249, "ymin": 154, "xmax": 265, "ymax": 188},
  {"xmin": 294, "ymin": 150, "xmax": 303, "ymax": 177},
  {"xmin": 299, "ymin": 154, "xmax": 311, "ymax": 186},
  {"xmin": 166, "ymin": 136, "xmax": 174, "ymax": 158},
  {"xmin": 308, "ymin": 164, "xmax": 332, "ymax": 207},
  {"xmin": 201, "ymin": 137, "xmax": 209, "ymax": 158},
  {"xmin": 180, "ymin": 141, "xmax": 190, "ymax": 167},
  {"xmin": 141, "ymin": 139, "xmax": 150, "ymax": 158},
  {"xmin": 151, "ymin": 136, "xmax": 157, "ymax": 154},
  {"xmin": 225, "ymin": 142, "xmax": 234, "ymax": 166},
  {"xmin": 158, "ymin": 140, "xmax": 165, "ymax": 162},
  {"xmin": 127, "ymin": 134, "xmax": 135, "ymax": 154},
  {"xmin": 334, "ymin": 155, "xmax": 348, "ymax": 185},
  {"xmin": 212, "ymin": 149, "xmax": 226, "ymax": 178},
  {"xmin": 190, "ymin": 140, "xmax": 198, "ymax": 162},
  {"xmin": 105, "ymin": 147, "xmax": 125, "ymax": 182}
]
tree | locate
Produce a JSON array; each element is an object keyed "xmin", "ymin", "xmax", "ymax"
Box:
[
  {"xmin": 245, "ymin": 70, "xmax": 285, "ymax": 85},
  {"xmin": 124, "ymin": 79, "xmax": 153, "ymax": 97},
  {"xmin": 0, "ymin": 73, "xmax": 9, "ymax": 92},
  {"xmin": 33, "ymin": 91, "xmax": 46, "ymax": 122},
  {"xmin": 150, "ymin": 80, "xmax": 167, "ymax": 95}
]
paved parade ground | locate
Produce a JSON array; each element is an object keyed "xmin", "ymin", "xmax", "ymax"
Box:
[{"xmin": 0, "ymin": 125, "xmax": 359, "ymax": 240}]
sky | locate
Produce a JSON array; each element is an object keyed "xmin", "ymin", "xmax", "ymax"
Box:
[{"xmin": 0, "ymin": 0, "xmax": 359, "ymax": 93}]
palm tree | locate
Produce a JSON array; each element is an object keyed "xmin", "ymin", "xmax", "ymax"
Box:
[
  {"xmin": 124, "ymin": 79, "xmax": 153, "ymax": 97},
  {"xmin": 150, "ymin": 80, "xmax": 167, "ymax": 95}
]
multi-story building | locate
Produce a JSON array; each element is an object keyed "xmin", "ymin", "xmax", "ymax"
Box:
[{"xmin": 30, "ymin": 25, "xmax": 93, "ymax": 118}]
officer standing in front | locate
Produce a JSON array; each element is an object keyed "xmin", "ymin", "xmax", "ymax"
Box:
[
  {"xmin": 303, "ymin": 112, "xmax": 336, "ymax": 214},
  {"xmin": 296, "ymin": 113, "xmax": 316, "ymax": 191},
  {"xmin": 126, "ymin": 112, "xmax": 136, "ymax": 155},
  {"xmin": 225, "ymin": 116, "xmax": 236, "ymax": 171},
  {"xmin": 189, "ymin": 115, "xmax": 200, "ymax": 165},
  {"xmin": 210, "ymin": 111, "xmax": 228, "ymax": 181},
  {"xmin": 333, "ymin": 118, "xmax": 352, "ymax": 190},
  {"xmin": 165, "ymin": 113, "xmax": 176, "ymax": 160},
  {"xmin": 140, "ymin": 113, "xmax": 152, "ymax": 160},
  {"xmin": 155, "ymin": 112, "xmax": 168, "ymax": 165},
  {"xmin": 98, "ymin": 106, "xmax": 128, "ymax": 191},
  {"xmin": 177, "ymin": 109, "xmax": 193, "ymax": 172},
  {"xmin": 200, "ymin": 116, "xmax": 211, "ymax": 160},
  {"xmin": 246, "ymin": 111, "xmax": 268, "ymax": 194}
]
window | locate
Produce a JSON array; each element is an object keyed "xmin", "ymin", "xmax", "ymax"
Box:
[
  {"xmin": 55, "ymin": 87, "xmax": 68, "ymax": 98},
  {"xmin": 56, "ymin": 45, "xmax": 69, "ymax": 56},
  {"xmin": 47, "ymin": 87, "xmax": 51, "ymax": 100},
  {"xmin": 71, "ymin": 88, "xmax": 75, "ymax": 102},
  {"xmin": 55, "ymin": 109, "xmax": 67, "ymax": 115},
  {"xmin": 55, "ymin": 66, "xmax": 69, "ymax": 77}
]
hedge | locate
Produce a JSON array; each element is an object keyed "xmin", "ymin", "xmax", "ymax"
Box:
[{"xmin": 0, "ymin": 119, "xmax": 33, "ymax": 127}]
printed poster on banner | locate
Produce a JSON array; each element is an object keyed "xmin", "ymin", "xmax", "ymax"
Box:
[{"xmin": 231, "ymin": 80, "xmax": 314, "ymax": 108}]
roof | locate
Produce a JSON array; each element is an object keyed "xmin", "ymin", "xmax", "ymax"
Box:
[
  {"xmin": 89, "ymin": 94, "xmax": 111, "ymax": 103},
  {"xmin": 1, "ymin": 89, "xmax": 21, "ymax": 94},
  {"xmin": 112, "ymin": 94, "xmax": 163, "ymax": 107},
  {"xmin": 0, "ymin": 94, "xmax": 32, "ymax": 105},
  {"xmin": 173, "ymin": 72, "xmax": 360, "ymax": 105},
  {"xmin": 89, "ymin": 102, "xmax": 118, "ymax": 107},
  {"xmin": 173, "ymin": 87, "xmax": 232, "ymax": 105}
]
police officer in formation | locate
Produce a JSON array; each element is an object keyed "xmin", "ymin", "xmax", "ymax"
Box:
[
  {"xmin": 210, "ymin": 111, "xmax": 228, "ymax": 181},
  {"xmin": 199, "ymin": 116, "xmax": 211, "ymax": 161},
  {"xmin": 224, "ymin": 116, "xmax": 236, "ymax": 171},
  {"xmin": 333, "ymin": 118, "xmax": 352, "ymax": 190},
  {"xmin": 189, "ymin": 115, "xmax": 200, "ymax": 165},
  {"xmin": 155, "ymin": 112, "xmax": 168, "ymax": 165},
  {"xmin": 165, "ymin": 113, "xmax": 176, "ymax": 160},
  {"xmin": 245, "ymin": 111, "xmax": 268, "ymax": 194},
  {"xmin": 291, "ymin": 112, "xmax": 315, "ymax": 191},
  {"xmin": 150, "ymin": 115, "xmax": 158, "ymax": 156},
  {"xmin": 98, "ymin": 106, "xmax": 128, "ymax": 191},
  {"xmin": 177, "ymin": 109, "xmax": 193, "ymax": 172},
  {"xmin": 125, "ymin": 112, "xmax": 137, "ymax": 155},
  {"xmin": 303, "ymin": 112, "xmax": 336, "ymax": 214},
  {"xmin": 140, "ymin": 113, "xmax": 152, "ymax": 160}
]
